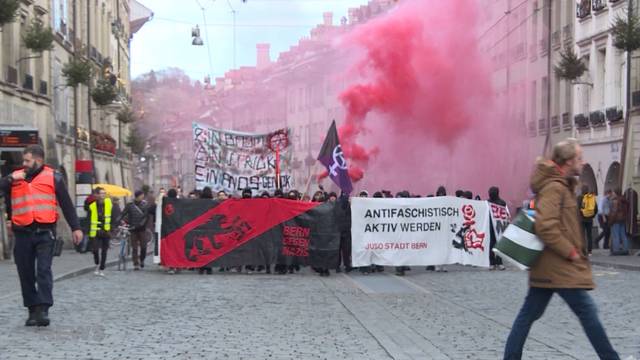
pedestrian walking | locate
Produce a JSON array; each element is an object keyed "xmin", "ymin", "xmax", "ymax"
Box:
[
  {"xmin": 610, "ymin": 188, "xmax": 630, "ymax": 255},
  {"xmin": 595, "ymin": 189, "xmax": 612, "ymax": 250},
  {"xmin": 88, "ymin": 187, "xmax": 113, "ymax": 277},
  {"xmin": 0, "ymin": 145, "xmax": 83, "ymax": 327},
  {"xmin": 578, "ymin": 185, "xmax": 598, "ymax": 255},
  {"xmin": 118, "ymin": 190, "xmax": 152, "ymax": 270},
  {"xmin": 503, "ymin": 138, "xmax": 619, "ymax": 360}
]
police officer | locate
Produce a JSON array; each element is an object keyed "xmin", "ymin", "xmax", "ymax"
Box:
[{"xmin": 0, "ymin": 145, "xmax": 82, "ymax": 327}]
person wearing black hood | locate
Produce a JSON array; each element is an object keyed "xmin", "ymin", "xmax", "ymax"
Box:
[
  {"xmin": 335, "ymin": 191, "xmax": 355, "ymax": 274},
  {"xmin": 197, "ymin": 187, "xmax": 214, "ymax": 274},
  {"xmin": 241, "ymin": 188, "xmax": 257, "ymax": 273},
  {"xmin": 488, "ymin": 186, "xmax": 507, "ymax": 270},
  {"xmin": 395, "ymin": 191, "xmax": 412, "ymax": 276},
  {"xmin": 427, "ymin": 186, "xmax": 448, "ymax": 271}
]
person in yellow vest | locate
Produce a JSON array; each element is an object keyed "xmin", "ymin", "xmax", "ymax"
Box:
[
  {"xmin": 88, "ymin": 187, "xmax": 112, "ymax": 276},
  {"xmin": 0, "ymin": 145, "xmax": 83, "ymax": 327}
]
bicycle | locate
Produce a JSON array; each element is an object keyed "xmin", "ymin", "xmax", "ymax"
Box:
[{"xmin": 110, "ymin": 225, "xmax": 130, "ymax": 271}]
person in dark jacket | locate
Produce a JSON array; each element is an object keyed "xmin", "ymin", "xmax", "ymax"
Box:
[
  {"xmin": 336, "ymin": 192, "xmax": 354, "ymax": 274},
  {"xmin": 610, "ymin": 188, "xmax": 630, "ymax": 255},
  {"xmin": 395, "ymin": 191, "xmax": 411, "ymax": 276},
  {"xmin": 0, "ymin": 145, "xmax": 83, "ymax": 327},
  {"xmin": 488, "ymin": 186, "xmax": 507, "ymax": 270},
  {"xmin": 118, "ymin": 190, "xmax": 152, "ymax": 270}
]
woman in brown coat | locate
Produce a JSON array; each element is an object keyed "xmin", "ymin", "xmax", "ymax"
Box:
[{"xmin": 503, "ymin": 139, "xmax": 619, "ymax": 360}]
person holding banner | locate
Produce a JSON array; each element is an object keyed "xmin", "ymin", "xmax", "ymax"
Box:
[
  {"xmin": 503, "ymin": 139, "xmax": 619, "ymax": 360},
  {"xmin": 488, "ymin": 186, "xmax": 507, "ymax": 271}
]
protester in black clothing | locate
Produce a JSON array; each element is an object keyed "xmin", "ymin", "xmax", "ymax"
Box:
[
  {"xmin": 118, "ymin": 191, "xmax": 153, "ymax": 270},
  {"xmin": 426, "ymin": 186, "xmax": 449, "ymax": 271},
  {"xmin": 312, "ymin": 190, "xmax": 325, "ymax": 202},
  {"xmin": 455, "ymin": 190, "xmax": 464, "ymax": 198},
  {"xmin": 200, "ymin": 186, "xmax": 213, "ymax": 199},
  {"xmin": 464, "ymin": 191, "xmax": 473, "ymax": 199},
  {"xmin": 395, "ymin": 191, "xmax": 411, "ymax": 276},
  {"xmin": 274, "ymin": 189, "xmax": 284, "ymax": 198},
  {"xmin": 167, "ymin": 188, "xmax": 178, "ymax": 198},
  {"xmin": 336, "ymin": 192, "xmax": 354, "ymax": 274},
  {"xmin": 488, "ymin": 186, "xmax": 506, "ymax": 270}
]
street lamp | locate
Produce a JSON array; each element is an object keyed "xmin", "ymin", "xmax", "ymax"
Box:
[{"xmin": 191, "ymin": 25, "xmax": 203, "ymax": 46}]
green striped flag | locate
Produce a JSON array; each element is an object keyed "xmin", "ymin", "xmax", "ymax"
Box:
[{"xmin": 493, "ymin": 210, "xmax": 543, "ymax": 270}]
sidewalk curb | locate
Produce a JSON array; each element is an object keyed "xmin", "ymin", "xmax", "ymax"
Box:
[
  {"xmin": 0, "ymin": 251, "xmax": 154, "ymax": 302},
  {"xmin": 54, "ymin": 250, "xmax": 155, "ymax": 282},
  {"xmin": 591, "ymin": 260, "xmax": 640, "ymax": 272}
]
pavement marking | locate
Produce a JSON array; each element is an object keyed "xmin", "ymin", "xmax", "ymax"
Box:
[
  {"xmin": 322, "ymin": 274, "xmax": 450, "ymax": 360},
  {"xmin": 399, "ymin": 274, "xmax": 584, "ymax": 360}
]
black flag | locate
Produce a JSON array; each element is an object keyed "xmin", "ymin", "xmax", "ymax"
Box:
[{"xmin": 317, "ymin": 120, "xmax": 353, "ymax": 195}]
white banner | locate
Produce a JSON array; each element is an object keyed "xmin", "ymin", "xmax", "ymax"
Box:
[
  {"xmin": 489, "ymin": 203, "xmax": 511, "ymax": 239},
  {"xmin": 351, "ymin": 197, "xmax": 491, "ymax": 267},
  {"xmin": 193, "ymin": 123, "xmax": 294, "ymax": 194}
]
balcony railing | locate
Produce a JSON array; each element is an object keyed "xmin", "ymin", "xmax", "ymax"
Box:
[
  {"xmin": 551, "ymin": 31, "xmax": 561, "ymax": 49},
  {"xmin": 539, "ymin": 38, "xmax": 549, "ymax": 56},
  {"xmin": 564, "ymin": 25, "xmax": 573, "ymax": 40},
  {"xmin": 22, "ymin": 74, "xmax": 33, "ymax": 91},
  {"xmin": 589, "ymin": 110, "xmax": 606, "ymax": 127},
  {"xmin": 577, "ymin": 0, "xmax": 592, "ymax": 18},
  {"xmin": 551, "ymin": 115, "xmax": 560, "ymax": 131},
  {"xmin": 606, "ymin": 106, "xmax": 623, "ymax": 123},
  {"xmin": 633, "ymin": 90, "xmax": 640, "ymax": 107},
  {"xmin": 575, "ymin": 113, "xmax": 589, "ymax": 128},
  {"xmin": 5, "ymin": 66, "xmax": 17, "ymax": 85},
  {"xmin": 527, "ymin": 121, "xmax": 537, "ymax": 137},
  {"xmin": 39, "ymin": 80, "xmax": 47, "ymax": 96},
  {"xmin": 562, "ymin": 112, "xmax": 572, "ymax": 129},
  {"xmin": 91, "ymin": 131, "xmax": 116, "ymax": 155},
  {"xmin": 592, "ymin": 0, "xmax": 606, "ymax": 11},
  {"xmin": 538, "ymin": 118, "xmax": 548, "ymax": 135}
]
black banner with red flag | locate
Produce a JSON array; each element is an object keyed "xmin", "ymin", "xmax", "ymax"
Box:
[{"xmin": 159, "ymin": 198, "xmax": 341, "ymax": 269}]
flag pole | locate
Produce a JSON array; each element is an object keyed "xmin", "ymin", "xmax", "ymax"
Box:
[
  {"xmin": 275, "ymin": 148, "xmax": 281, "ymax": 190},
  {"xmin": 302, "ymin": 162, "xmax": 319, "ymax": 200}
]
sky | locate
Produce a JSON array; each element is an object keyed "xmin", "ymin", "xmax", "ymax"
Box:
[{"xmin": 130, "ymin": 0, "xmax": 370, "ymax": 82}]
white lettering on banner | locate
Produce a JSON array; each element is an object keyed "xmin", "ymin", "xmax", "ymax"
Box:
[
  {"xmin": 193, "ymin": 123, "xmax": 295, "ymax": 194},
  {"xmin": 351, "ymin": 197, "xmax": 491, "ymax": 267},
  {"xmin": 489, "ymin": 203, "xmax": 511, "ymax": 239}
]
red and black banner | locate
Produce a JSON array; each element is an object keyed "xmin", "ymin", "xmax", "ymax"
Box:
[{"xmin": 160, "ymin": 198, "xmax": 341, "ymax": 269}]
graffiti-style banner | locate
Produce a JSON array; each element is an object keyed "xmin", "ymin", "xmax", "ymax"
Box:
[{"xmin": 193, "ymin": 123, "xmax": 294, "ymax": 194}]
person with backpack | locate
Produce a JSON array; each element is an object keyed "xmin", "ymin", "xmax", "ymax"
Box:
[
  {"xmin": 118, "ymin": 190, "xmax": 152, "ymax": 270},
  {"xmin": 609, "ymin": 188, "xmax": 630, "ymax": 255},
  {"xmin": 578, "ymin": 185, "xmax": 598, "ymax": 255}
]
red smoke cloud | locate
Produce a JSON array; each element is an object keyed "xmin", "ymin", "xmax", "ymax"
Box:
[{"xmin": 336, "ymin": 0, "xmax": 532, "ymax": 202}]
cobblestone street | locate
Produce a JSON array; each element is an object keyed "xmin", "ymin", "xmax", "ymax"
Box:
[{"xmin": 0, "ymin": 264, "xmax": 638, "ymax": 359}]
